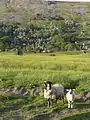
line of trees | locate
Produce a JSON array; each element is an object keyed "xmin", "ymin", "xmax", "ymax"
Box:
[{"xmin": 0, "ymin": 19, "xmax": 88, "ymax": 54}]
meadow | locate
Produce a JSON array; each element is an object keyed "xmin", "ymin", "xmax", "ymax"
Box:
[
  {"xmin": 0, "ymin": 51, "xmax": 90, "ymax": 119},
  {"xmin": 0, "ymin": 51, "xmax": 90, "ymax": 91}
]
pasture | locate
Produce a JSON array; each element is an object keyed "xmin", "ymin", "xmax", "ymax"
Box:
[{"xmin": 0, "ymin": 51, "xmax": 90, "ymax": 119}]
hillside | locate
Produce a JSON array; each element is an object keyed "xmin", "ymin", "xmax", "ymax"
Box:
[{"xmin": 0, "ymin": 0, "xmax": 90, "ymax": 23}]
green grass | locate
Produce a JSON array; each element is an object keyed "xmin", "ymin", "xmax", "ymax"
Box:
[
  {"xmin": 62, "ymin": 112, "xmax": 90, "ymax": 120},
  {"xmin": 0, "ymin": 52, "xmax": 90, "ymax": 91},
  {"xmin": 0, "ymin": 52, "xmax": 90, "ymax": 119}
]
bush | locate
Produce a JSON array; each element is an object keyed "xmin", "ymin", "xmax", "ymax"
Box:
[{"xmin": 17, "ymin": 47, "xmax": 23, "ymax": 55}]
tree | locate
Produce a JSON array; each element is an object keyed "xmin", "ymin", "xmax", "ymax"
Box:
[
  {"xmin": 60, "ymin": 20, "xmax": 83, "ymax": 50},
  {"xmin": 0, "ymin": 36, "xmax": 9, "ymax": 51}
]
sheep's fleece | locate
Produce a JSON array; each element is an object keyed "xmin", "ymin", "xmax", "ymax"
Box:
[{"xmin": 44, "ymin": 84, "xmax": 64, "ymax": 99}]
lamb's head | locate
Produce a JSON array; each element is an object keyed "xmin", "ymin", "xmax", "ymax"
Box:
[
  {"xmin": 44, "ymin": 81, "xmax": 52, "ymax": 90},
  {"xmin": 66, "ymin": 89, "xmax": 75, "ymax": 94}
]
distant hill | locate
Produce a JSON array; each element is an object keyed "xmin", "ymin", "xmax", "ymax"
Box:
[{"xmin": 0, "ymin": 0, "xmax": 90, "ymax": 24}]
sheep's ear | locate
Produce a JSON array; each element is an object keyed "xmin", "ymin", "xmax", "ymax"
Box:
[
  {"xmin": 50, "ymin": 81, "xmax": 52, "ymax": 85},
  {"xmin": 66, "ymin": 89, "xmax": 69, "ymax": 91},
  {"xmin": 44, "ymin": 81, "xmax": 47, "ymax": 87}
]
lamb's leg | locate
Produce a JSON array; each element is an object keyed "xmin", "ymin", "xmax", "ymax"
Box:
[
  {"xmin": 71, "ymin": 101, "xmax": 73, "ymax": 108},
  {"xmin": 68, "ymin": 101, "xmax": 71, "ymax": 108}
]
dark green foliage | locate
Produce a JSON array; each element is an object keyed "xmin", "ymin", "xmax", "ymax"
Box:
[
  {"xmin": 0, "ymin": 36, "xmax": 9, "ymax": 51},
  {"xmin": 17, "ymin": 47, "xmax": 23, "ymax": 55},
  {"xmin": 0, "ymin": 19, "xmax": 88, "ymax": 53},
  {"xmin": 63, "ymin": 79, "xmax": 79, "ymax": 89}
]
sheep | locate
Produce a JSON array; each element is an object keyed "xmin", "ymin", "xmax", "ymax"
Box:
[
  {"xmin": 66, "ymin": 89, "xmax": 75, "ymax": 108},
  {"xmin": 44, "ymin": 81, "xmax": 64, "ymax": 107}
]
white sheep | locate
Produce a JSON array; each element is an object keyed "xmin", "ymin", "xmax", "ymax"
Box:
[
  {"xmin": 66, "ymin": 89, "xmax": 75, "ymax": 108},
  {"xmin": 44, "ymin": 81, "xmax": 64, "ymax": 107}
]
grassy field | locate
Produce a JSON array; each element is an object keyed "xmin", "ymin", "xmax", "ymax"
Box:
[
  {"xmin": 0, "ymin": 51, "xmax": 90, "ymax": 119},
  {"xmin": 0, "ymin": 51, "xmax": 90, "ymax": 91}
]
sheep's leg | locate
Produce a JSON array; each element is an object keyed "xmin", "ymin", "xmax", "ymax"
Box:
[
  {"xmin": 71, "ymin": 104, "xmax": 73, "ymax": 108},
  {"xmin": 54, "ymin": 98, "xmax": 57, "ymax": 104},
  {"xmin": 62, "ymin": 96, "xmax": 64, "ymax": 103},
  {"xmin": 47, "ymin": 99, "xmax": 51, "ymax": 107},
  {"xmin": 71, "ymin": 101, "xmax": 73, "ymax": 108},
  {"xmin": 68, "ymin": 101, "xmax": 71, "ymax": 108},
  {"xmin": 51, "ymin": 99, "xmax": 53, "ymax": 106}
]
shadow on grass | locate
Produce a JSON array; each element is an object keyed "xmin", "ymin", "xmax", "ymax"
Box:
[
  {"xmin": 75, "ymin": 103, "xmax": 90, "ymax": 109},
  {"xmin": 62, "ymin": 103, "xmax": 90, "ymax": 120},
  {"xmin": 62, "ymin": 112, "xmax": 90, "ymax": 120}
]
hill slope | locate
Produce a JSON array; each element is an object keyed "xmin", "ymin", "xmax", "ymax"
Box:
[{"xmin": 0, "ymin": 0, "xmax": 90, "ymax": 23}]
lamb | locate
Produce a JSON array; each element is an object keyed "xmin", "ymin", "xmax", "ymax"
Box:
[
  {"xmin": 44, "ymin": 81, "xmax": 64, "ymax": 107},
  {"xmin": 66, "ymin": 89, "xmax": 75, "ymax": 108}
]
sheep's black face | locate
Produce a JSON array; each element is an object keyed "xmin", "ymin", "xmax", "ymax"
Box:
[
  {"xmin": 70, "ymin": 89, "xmax": 73, "ymax": 94},
  {"xmin": 44, "ymin": 81, "xmax": 52, "ymax": 90},
  {"xmin": 47, "ymin": 83, "xmax": 51, "ymax": 90},
  {"xmin": 64, "ymin": 89, "xmax": 68, "ymax": 95}
]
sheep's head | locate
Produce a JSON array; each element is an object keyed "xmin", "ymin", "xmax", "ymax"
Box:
[{"xmin": 44, "ymin": 81, "xmax": 52, "ymax": 90}]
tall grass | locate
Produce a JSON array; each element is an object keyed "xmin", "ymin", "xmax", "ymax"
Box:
[
  {"xmin": 0, "ymin": 52, "xmax": 90, "ymax": 92},
  {"xmin": 0, "ymin": 52, "xmax": 90, "ymax": 71}
]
